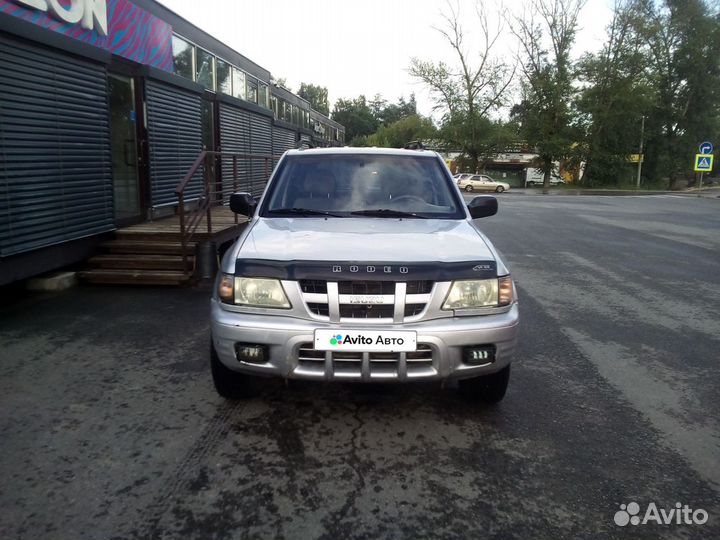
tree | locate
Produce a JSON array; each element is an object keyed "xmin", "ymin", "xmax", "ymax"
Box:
[
  {"xmin": 298, "ymin": 83, "xmax": 329, "ymax": 116},
  {"xmin": 331, "ymin": 96, "xmax": 379, "ymax": 144},
  {"xmin": 575, "ymin": 1, "xmax": 653, "ymax": 186},
  {"xmin": 629, "ymin": 0, "xmax": 720, "ymax": 188},
  {"xmin": 511, "ymin": 0, "xmax": 585, "ymax": 190},
  {"xmin": 367, "ymin": 94, "xmax": 418, "ymax": 126},
  {"xmin": 366, "ymin": 114, "xmax": 437, "ymax": 148},
  {"xmin": 409, "ymin": 1, "xmax": 515, "ymax": 171}
]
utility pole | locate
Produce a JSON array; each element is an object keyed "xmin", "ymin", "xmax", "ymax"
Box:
[{"xmin": 636, "ymin": 115, "xmax": 645, "ymax": 189}]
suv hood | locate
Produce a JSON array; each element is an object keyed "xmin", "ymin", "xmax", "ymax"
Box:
[{"xmin": 236, "ymin": 217, "xmax": 494, "ymax": 263}]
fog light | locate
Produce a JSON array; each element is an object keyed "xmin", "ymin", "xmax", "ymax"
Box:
[
  {"xmin": 234, "ymin": 343, "xmax": 268, "ymax": 364},
  {"xmin": 463, "ymin": 345, "xmax": 496, "ymax": 365}
]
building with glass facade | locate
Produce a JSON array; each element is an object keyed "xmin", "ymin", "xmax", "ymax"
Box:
[{"xmin": 0, "ymin": 0, "xmax": 344, "ymax": 284}]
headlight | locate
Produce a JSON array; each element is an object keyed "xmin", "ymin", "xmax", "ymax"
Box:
[
  {"xmin": 442, "ymin": 277, "xmax": 513, "ymax": 310},
  {"xmin": 218, "ymin": 274, "xmax": 291, "ymax": 308}
]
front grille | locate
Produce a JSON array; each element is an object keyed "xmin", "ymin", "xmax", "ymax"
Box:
[
  {"xmin": 300, "ymin": 280, "xmax": 327, "ymax": 294},
  {"xmin": 404, "ymin": 304, "xmax": 425, "ymax": 317},
  {"xmin": 339, "ymin": 304, "xmax": 395, "ymax": 319},
  {"xmin": 406, "ymin": 280, "xmax": 433, "ymax": 294},
  {"xmin": 307, "ymin": 303, "xmax": 329, "ymax": 317},
  {"xmin": 338, "ymin": 280, "xmax": 395, "ymax": 295},
  {"xmin": 300, "ymin": 279, "xmax": 433, "ymax": 322},
  {"xmin": 296, "ymin": 343, "xmax": 435, "ymax": 379}
]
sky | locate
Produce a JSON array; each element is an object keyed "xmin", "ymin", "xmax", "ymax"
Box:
[{"xmin": 157, "ymin": 0, "xmax": 615, "ymax": 118}]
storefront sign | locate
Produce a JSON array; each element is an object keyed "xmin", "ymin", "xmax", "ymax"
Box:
[
  {"xmin": 12, "ymin": 0, "xmax": 107, "ymax": 35},
  {"xmin": 0, "ymin": 0, "xmax": 173, "ymax": 71}
]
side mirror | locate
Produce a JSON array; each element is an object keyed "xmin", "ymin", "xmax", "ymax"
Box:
[
  {"xmin": 467, "ymin": 195, "xmax": 498, "ymax": 219},
  {"xmin": 229, "ymin": 192, "xmax": 256, "ymax": 217}
]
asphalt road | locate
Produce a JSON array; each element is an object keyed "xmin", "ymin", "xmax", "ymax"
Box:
[{"xmin": 1, "ymin": 194, "xmax": 719, "ymax": 539}]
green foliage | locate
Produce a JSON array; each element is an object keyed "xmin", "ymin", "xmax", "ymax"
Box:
[
  {"xmin": 366, "ymin": 114, "xmax": 436, "ymax": 148},
  {"xmin": 298, "ymin": 83, "xmax": 329, "ymax": 116},
  {"xmin": 331, "ymin": 96, "xmax": 379, "ymax": 144},
  {"xmin": 570, "ymin": 0, "xmax": 720, "ymax": 188},
  {"xmin": 574, "ymin": 1, "xmax": 654, "ymax": 186},
  {"xmin": 332, "ymin": 95, "xmax": 431, "ymax": 147},
  {"xmin": 512, "ymin": 0, "xmax": 584, "ymax": 188},
  {"xmin": 630, "ymin": 0, "xmax": 720, "ymax": 188}
]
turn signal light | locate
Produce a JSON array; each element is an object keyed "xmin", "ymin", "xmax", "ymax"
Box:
[
  {"xmin": 218, "ymin": 274, "xmax": 234, "ymax": 303},
  {"xmin": 498, "ymin": 276, "xmax": 513, "ymax": 306}
]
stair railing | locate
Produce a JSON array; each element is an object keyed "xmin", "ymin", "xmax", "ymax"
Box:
[{"xmin": 175, "ymin": 151, "xmax": 280, "ymax": 276}]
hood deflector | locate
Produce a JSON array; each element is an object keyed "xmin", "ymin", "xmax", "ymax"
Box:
[{"xmin": 234, "ymin": 260, "xmax": 498, "ymax": 281}]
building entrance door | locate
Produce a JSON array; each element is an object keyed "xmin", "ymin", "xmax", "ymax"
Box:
[{"xmin": 108, "ymin": 74, "xmax": 142, "ymax": 223}]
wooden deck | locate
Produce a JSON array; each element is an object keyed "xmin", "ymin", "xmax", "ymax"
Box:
[
  {"xmin": 117, "ymin": 206, "xmax": 249, "ymax": 243},
  {"xmin": 79, "ymin": 206, "xmax": 248, "ymax": 286}
]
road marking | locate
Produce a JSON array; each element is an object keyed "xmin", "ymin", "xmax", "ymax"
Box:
[{"xmin": 563, "ymin": 328, "xmax": 720, "ymax": 491}]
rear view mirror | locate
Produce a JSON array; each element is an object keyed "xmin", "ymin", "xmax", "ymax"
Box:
[
  {"xmin": 467, "ymin": 196, "xmax": 498, "ymax": 219},
  {"xmin": 229, "ymin": 192, "xmax": 256, "ymax": 217}
]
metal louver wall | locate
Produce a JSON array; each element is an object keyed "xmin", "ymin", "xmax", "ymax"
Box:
[
  {"xmin": 145, "ymin": 80, "xmax": 203, "ymax": 207},
  {"xmin": 0, "ymin": 35, "xmax": 113, "ymax": 257},
  {"xmin": 272, "ymin": 126, "xmax": 295, "ymax": 157},
  {"xmin": 249, "ymin": 112, "xmax": 272, "ymax": 197},
  {"xmin": 218, "ymin": 104, "xmax": 274, "ymax": 198},
  {"xmin": 219, "ymin": 102, "xmax": 250, "ymax": 197}
]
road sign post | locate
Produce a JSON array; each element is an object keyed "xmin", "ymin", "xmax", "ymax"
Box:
[
  {"xmin": 694, "ymin": 154, "xmax": 713, "ymax": 172},
  {"xmin": 696, "ymin": 142, "xmax": 713, "ymax": 191}
]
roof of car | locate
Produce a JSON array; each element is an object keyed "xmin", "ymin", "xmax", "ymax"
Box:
[{"xmin": 285, "ymin": 147, "xmax": 440, "ymax": 157}]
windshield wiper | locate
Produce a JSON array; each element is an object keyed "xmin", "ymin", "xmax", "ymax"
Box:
[
  {"xmin": 267, "ymin": 207, "xmax": 344, "ymax": 217},
  {"xmin": 351, "ymin": 209, "xmax": 428, "ymax": 219}
]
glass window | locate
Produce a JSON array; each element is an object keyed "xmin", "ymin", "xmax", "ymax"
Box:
[
  {"xmin": 216, "ymin": 59, "xmax": 232, "ymax": 95},
  {"xmin": 292, "ymin": 105, "xmax": 300, "ymax": 125},
  {"xmin": 246, "ymin": 77, "xmax": 258, "ymax": 103},
  {"xmin": 232, "ymin": 68, "xmax": 246, "ymax": 100},
  {"xmin": 196, "ymin": 48, "xmax": 215, "ymax": 90},
  {"xmin": 271, "ymin": 95, "xmax": 279, "ymax": 118},
  {"xmin": 261, "ymin": 154, "xmax": 465, "ymax": 219},
  {"xmin": 172, "ymin": 35, "xmax": 194, "ymax": 80},
  {"xmin": 284, "ymin": 102, "xmax": 293, "ymax": 123},
  {"xmin": 258, "ymin": 82, "xmax": 269, "ymax": 109}
]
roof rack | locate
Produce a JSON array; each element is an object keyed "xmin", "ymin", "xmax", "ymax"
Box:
[
  {"xmin": 403, "ymin": 140, "xmax": 425, "ymax": 150},
  {"xmin": 297, "ymin": 140, "xmax": 316, "ymax": 150}
]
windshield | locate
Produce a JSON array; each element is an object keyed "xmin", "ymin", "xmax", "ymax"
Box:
[{"xmin": 261, "ymin": 154, "xmax": 465, "ymax": 219}]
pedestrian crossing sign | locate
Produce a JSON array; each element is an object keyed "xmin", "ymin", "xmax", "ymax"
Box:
[{"xmin": 694, "ymin": 154, "xmax": 714, "ymax": 172}]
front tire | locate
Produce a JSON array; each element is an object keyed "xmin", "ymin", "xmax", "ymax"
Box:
[
  {"xmin": 210, "ymin": 341, "xmax": 255, "ymax": 399},
  {"xmin": 464, "ymin": 185, "xmax": 474, "ymax": 192},
  {"xmin": 495, "ymin": 186, "xmax": 505, "ymax": 193},
  {"xmin": 458, "ymin": 365, "xmax": 510, "ymax": 403}
]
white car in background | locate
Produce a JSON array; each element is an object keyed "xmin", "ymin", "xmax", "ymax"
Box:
[{"xmin": 457, "ymin": 174, "xmax": 511, "ymax": 193}]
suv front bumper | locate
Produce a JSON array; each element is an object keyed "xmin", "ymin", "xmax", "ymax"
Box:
[{"xmin": 211, "ymin": 299, "xmax": 519, "ymax": 382}]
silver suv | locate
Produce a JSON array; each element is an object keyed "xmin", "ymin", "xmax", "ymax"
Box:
[{"xmin": 211, "ymin": 148, "xmax": 519, "ymax": 402}]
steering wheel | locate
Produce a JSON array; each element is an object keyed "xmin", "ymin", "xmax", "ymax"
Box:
[{"xmin": 391, "ymin": 195, "xmax": 425, "ymax": 204}]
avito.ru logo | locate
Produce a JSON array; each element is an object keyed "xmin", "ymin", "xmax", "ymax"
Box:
[{"xmin": 614, "ymin": 502, "xmax": 708, "ymax": 526}]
